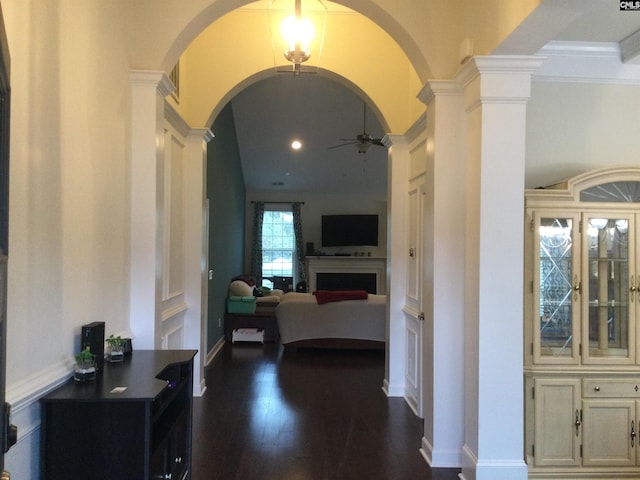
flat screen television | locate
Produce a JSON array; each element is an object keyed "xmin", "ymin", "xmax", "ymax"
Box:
[{"xmin": 321, "ymin": 214, "xmax": 379, "ymax": 247}]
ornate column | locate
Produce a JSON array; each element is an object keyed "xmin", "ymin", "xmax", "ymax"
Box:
[
  {"xmin": 129, "ymin": 71, "xmax": 174, "ymax": 349},
  {"xmin": 383, "ymin": 133, "xmax": 409, "ymax": 397},
  {"xmin": 183, "ymin": 127, "xmax": 214, "ymax": 396},
  {"xmin": 456, "ymin": 56, "xmax": 542, "ymax": 480},
  {"xmin": 417, "ymin": 80, "xmax": 466, "ymax": 468}
]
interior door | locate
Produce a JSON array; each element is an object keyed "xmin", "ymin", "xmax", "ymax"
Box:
[{"xmin": 403, "ymin": 182, "xmax": 423, "ymax": 417}]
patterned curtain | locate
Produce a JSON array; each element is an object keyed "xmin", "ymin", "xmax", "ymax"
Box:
[
  {"xmin": 250, "ymin": 201, "xmax": 265, "ymax": 283},
  {"xmin": 292, "ymin": 202, "xmax": 307, "ymax": 284}
]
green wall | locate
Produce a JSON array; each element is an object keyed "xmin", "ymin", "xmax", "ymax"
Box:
[{"xmin": 206, "ymin": 101, "xmax": 246, "ymax": 352}]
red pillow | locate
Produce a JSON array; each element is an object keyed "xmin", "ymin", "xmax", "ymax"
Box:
[{"xmin": 313, "ymin": 290, "xmax": 368, "ymax": 304}]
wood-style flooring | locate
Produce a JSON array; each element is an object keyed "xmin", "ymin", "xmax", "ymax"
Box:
[{"xmin": 191, "ymin": 341, "xmax": 461, "ymax": 480}]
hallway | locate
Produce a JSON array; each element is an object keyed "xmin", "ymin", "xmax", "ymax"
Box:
[{"xmin": 191, "ymin": 342, "xmax": 461, "ymax": 479}]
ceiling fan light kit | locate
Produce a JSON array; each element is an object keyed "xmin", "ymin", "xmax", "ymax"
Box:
[{"xmin": 329, "ymin": 103, "xmax": 385, "ymax": 155}]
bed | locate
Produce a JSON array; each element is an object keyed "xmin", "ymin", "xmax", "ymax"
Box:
[{"xmin": 275, "ymin": 291, "xmax": 387, "ymax": 349}]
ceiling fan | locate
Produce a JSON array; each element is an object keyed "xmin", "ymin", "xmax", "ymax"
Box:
[{"xmin": 328, "ymin": 102, "xmax": 385, "ymax": 154}]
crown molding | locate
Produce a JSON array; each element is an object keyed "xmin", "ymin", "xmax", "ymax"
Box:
[{"xmin": 533, "ymin": 41, "xmax": 640, "ymax": 85}]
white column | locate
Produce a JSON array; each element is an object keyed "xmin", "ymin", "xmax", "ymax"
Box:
[
  {"xmin": 456, "ymin": 56, "xmax": 542, "ymax": 480},
  {"xmin": 129, "ymin": 71, "xmax": 174, "ymax": 349},
  {"xmin": 183, "ymin": 127, "xmax": 213, "ymax": 396},
  {"xmin": 417, "ymin": 80, "xmax": 466, "ymax": 468},
  {"xmin": 383, "ymin": 134, "xmax": 408, "ymax": 397}
]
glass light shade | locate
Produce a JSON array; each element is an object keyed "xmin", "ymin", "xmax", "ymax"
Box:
[
  {"xmin": 616, "ymin": 219, "xmax": 629, "ymax": 233},
  {"xmin": 281, "ymin": 15, "xmax": 315, "ymax": 63},
  {"xmin": 589, "ymin": 218, "xmax": 608, "ymax": 230}
]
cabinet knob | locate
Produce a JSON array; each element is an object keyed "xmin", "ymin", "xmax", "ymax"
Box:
[{"xmin": 594, "ymin": 386, "xmax": 600, "ymax": 392}]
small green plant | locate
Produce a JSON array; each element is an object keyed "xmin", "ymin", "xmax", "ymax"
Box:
[
  {"xmin": 106, "ymin": 334, "xmax": 125, "ymax": 362},
  {"xmin": 75, "ymin": 346, "xmax": 95, "ymax": 367},
  {"xmin": 74, "ymin": 346, "xmax": 96, "ymax": 382},
  {"xmin": 106, "ymin": 334, "xmax": 124, "ymax": 348}
]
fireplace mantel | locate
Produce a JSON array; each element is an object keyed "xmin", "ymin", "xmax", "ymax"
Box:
[{"xmin": 306, "ymin": 256, "xmax": 387, "ymax": 294}]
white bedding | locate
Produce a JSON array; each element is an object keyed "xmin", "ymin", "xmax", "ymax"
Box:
[{"xmin": 275, "ymin": 292, "xmax": 387, "ymax": 346}]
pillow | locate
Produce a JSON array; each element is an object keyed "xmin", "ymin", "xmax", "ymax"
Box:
[
  {"xmin": 313, "ymin": 290, "xmax": 368, "ymax": 304},
  {"xmin": 229, "ymin": 280, "xmax": 254, "ymax": 297}
]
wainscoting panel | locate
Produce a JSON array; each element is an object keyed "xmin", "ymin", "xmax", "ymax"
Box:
[{"xmin": 404, "ymin": 307, "xmax": 422, "ymax": 417}]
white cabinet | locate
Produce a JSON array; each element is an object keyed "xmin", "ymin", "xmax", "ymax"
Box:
[
  {"xmin": 582, "ymin": 399, "xmax": 637, "ymax": 468},
  {"xmin": 527, "ymin": 375, "xmax": 640, "ymax": 477},
  {"xmin": 529, "ymin": 377, "xmax": 581, "ymax": 468},
  {"xmin": 525, "ymin": 168, "xmax": 640, "ymax": 479}
]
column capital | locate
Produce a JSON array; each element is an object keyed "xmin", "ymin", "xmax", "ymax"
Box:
[
  {"xmin": 456, "ymin": 56, "xmax": 544, "ymax": 109},
  {"xmin": 418, "ymin": 80, "xmax": 463, "ymax": 106},
  {"xmin": 129, "ymin": 70, "xmax": 175, "ymax": 98},
  {"xmin": 382, "ymin": 133, "xmax": 406, "ymax": 148},
  {"xmin": 188, "ymin": 127, "xmax": 214, "ymax": 143}
]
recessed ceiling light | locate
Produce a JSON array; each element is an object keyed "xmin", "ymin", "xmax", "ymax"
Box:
[{"xmin": 291, "ymin": 140, "xmax": 302, "ymax": 150}]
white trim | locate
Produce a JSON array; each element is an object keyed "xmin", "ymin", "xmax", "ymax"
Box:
[
  {"xmin": 534, "ymin": 41, "xmax": 640, "ymax": 85},
  {"xmin": 205, "ymin": 336, "xmax": 226, "ymax": 366},
  {"xmin": 381, "ymin": 378, "xmax": 403, "ymax": 397},
  {"xmin": 161, "ymin": 301, "xmax": 188, "ymax": 323},
  {"xmin": 420, "ymin": 436, "xmax": 462, "ymax": 469},
  {"xmin": 7, "ymin": 360, "xmax": 72, "ymax": 412}
]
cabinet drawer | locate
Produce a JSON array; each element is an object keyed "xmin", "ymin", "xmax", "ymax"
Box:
[{"xmin": 583, "ymin": 378, "xmax": 640, "ymax": 397}]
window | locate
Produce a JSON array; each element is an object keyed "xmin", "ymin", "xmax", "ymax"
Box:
[{"xmin": 261, "ymin": 208, "xmax": 295, "ymax": 289}]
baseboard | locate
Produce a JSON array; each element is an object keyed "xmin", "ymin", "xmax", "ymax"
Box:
[
  {"xmin": 205, "ymin": 335, "xmax": 226, "ymax": 366},
  {"xmin": 420, "ymin": 436, "xmax": 462, "ymax": 468},
  {"xmin": 460, "ymin": 443, "xmax": 528, "ymax": 480},
  {"xmin": 405, "ymin": 391, "xmax": 421, "ymax": 417},
  {"xmin": 381, "ymin": 378, "xmax": 403, "ymax": 397}
]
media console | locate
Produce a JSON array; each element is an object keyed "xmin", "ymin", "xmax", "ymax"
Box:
[{"xmin": 41, "ymin": 349, "xmax": 197, "ymax": 480}]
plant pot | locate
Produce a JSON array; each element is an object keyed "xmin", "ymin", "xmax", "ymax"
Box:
[
  {"xmin": 74, "ymin": 362, "xmax": 96, "ymax": 382},
  {"xmin": 107, "ymin": 346, "xmax": 124, "ymax": 363}
]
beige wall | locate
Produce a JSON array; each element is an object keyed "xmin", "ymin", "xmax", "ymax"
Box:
[
  {"xmin": 4, "ymin": 0, "xmax": 132, "ymax": 381},
  {"xmin": 526, "ymin": 81, "xmax": 640, "ymax": 189},
  {"xmin": 0, "ymin": 0, "xmax": 613, "ymax": 477}
]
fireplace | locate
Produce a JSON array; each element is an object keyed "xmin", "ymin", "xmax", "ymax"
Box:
[
  {"xmin": 307, "ymin": 256, "xmax": 386, "ymax": 295},
  {"xmin": 316, "ymin": 272, "xmax": 377, "ymax": 294}
]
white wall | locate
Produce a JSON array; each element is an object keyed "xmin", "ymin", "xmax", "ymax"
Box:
[
  {"xmin": 3, "ymin": 1, "xmax": 132, "ymax": 475},
  {"xmin": 244, "ymin": 192, "xmax": 388, "ymax": 275},
  {"xmin": 526, "ymin": 81, "xmax": 640, "ymax": 189}
]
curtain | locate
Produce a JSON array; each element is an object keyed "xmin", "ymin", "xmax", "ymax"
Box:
[
  {"xmin": 292, "ymin": 202, "xmax": 307, "ymax": 284},
  {"xmin": 250, "ymin": 201, "xmax": 265, "ymax": 283}
]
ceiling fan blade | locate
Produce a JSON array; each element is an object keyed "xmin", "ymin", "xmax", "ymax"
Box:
[
  {"xmin": 328, "ymin": 141, "xmax": 359, "ymax": 150},
  {"xmin": 371, "ymin": 138, "xmax": 385, "ymax": 147}
]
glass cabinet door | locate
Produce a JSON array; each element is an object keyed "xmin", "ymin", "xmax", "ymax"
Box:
[
  {"xmin": 533, "ymin": 213, "xmax": 580, "ymax": 364},
  {"xmin": 582, "ymin": 213, "xmax": 635, "ymax": 364}
]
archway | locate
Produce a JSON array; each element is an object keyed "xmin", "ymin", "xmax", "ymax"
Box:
[{"xmin": 127, "ymin": 0, "xmax": 430, "ymax": 467}]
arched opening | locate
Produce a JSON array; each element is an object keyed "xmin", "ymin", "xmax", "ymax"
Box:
[{"xmin": 159, "ymin": 1, "xmax": 426, "ymax": 387}]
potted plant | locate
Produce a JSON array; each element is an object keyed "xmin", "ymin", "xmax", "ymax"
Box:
[
  {"xmin": 106, "ymin": 334, "xmax": 125, "ymax": 362},
  {"xmin": 74, "ymin": 346, "xmax": 96, "ymax": 382}
]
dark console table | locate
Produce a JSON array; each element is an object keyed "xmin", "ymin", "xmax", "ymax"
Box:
[{"xmin": 41, "ymin": 349, "xmax": 197, "ymax": 480}]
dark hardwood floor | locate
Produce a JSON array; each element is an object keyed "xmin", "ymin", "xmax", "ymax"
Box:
[{"xmin": 191, "ymin": 341, "xmax": 461, "ymax": 480}]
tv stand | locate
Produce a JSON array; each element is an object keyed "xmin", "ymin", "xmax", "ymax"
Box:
[{"xmin": 41, "ymin": 350, "xmax": 197, "ymax": 480}]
